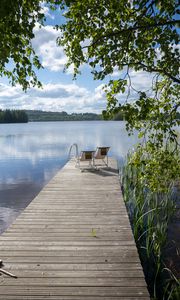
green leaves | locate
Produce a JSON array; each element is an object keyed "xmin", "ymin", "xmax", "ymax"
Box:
[
  {"xmin": 0, "ymin": 0, "xmax": 45, "ymax": 90},
  {"xmin": 57, "ymin": 0, "xmax": 180, "ymax": 158},
  {"xmin": 130, "ymin": 144, "xmax": 180, "ymax": 193}
]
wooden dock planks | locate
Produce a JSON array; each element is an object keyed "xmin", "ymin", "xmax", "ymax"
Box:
[{"xmin": 0, "ymin": 158, "xmax": 150, "ymax": 299}]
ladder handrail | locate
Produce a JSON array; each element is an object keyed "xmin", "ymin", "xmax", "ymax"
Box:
[{"xmin": 68, "ymin": 143, "xmax": 79, "ymax": 160}]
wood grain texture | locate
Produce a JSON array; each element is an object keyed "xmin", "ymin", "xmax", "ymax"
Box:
[{"xmin": 0, "ymin": 158, "xmax": 149, "ymax": 299}]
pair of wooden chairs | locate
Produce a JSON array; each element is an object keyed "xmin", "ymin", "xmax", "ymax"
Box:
[{"xmin": 77, "ymin": 147, "xmax": 110, "ymax": 169}]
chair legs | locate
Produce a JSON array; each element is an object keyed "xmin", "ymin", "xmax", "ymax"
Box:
[
  {"xmin": 102, "ymin": 156, "xmax": 108, "ymax": 167},
  {"xmin": 78, "ymin": 159, "xmax": 96, "ymax": 171}
]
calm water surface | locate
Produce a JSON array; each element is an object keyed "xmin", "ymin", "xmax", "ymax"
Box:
[{"xmin": 0, "ymin": 121, "xmax": 138, "ymax": 233}]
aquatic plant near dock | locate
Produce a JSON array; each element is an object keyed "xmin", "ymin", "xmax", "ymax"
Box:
[{"xmin": 120, "ymin": 145, "xmax": 180, "ymax": 299}]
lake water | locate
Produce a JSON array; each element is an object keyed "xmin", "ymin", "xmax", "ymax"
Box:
[{"xmin": 0, "ymin": 121, "xmax": 139, "ymax": 233}]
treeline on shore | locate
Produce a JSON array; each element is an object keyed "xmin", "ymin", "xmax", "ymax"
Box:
[
  {"xmin": 26, "ymin": 110, "xmax": 102, "ymax": 121},
  {"xmin": 0, "ymin": 109, "xmax": 28, "ymax": 123},
  {"xmin": 0, "ymin": 109, "xmax": 126, "ymax": 123},
  {"xmin": 1, "ymin": 109, "xmax": 179, "ymax": 123},
  {"xmin": 26, "ymin": 110, "xmax": 129, "ymax": 121}
]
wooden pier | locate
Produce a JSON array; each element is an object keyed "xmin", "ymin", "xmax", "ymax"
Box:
[{"xmin": 0, "ymin": 158, "xmax": 149, "ymax": 299}]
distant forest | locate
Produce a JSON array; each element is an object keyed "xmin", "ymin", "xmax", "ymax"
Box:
[
  {"xmin": 1, "ymin": 109, "xmax": 179, "ymax": 123},
  {"xmin": 0, "ymin": 109, "xmax": 28, "ymax": 123},
  {"xmin": 26, "ymin": 110, "xmax": 102, "ymax": 121},
  {"xmin": 0, "ymin": 109, "xmax": 125, "ymax": 123},
  {"xmin": 26, "ymin": 110, "xmax": 128, "ymax": 121}
]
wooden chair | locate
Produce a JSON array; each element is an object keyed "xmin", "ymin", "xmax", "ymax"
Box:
[
  {"xmin": 93, "ymin": 147, "xmax": 110, "ymax": 167},
  {"xmin": 77, "ymin": 150, "xmax": 95, "ymax": 170}
]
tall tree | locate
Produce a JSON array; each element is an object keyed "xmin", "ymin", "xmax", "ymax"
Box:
[
  {"xmin": 59, "ymin": 0, "xmax": 180, "ymax": 82},
  {"xmin": 58, "ymin": 0, "xmax": 179, "ymax": 112},
  {"xmin": 57, "ymin": 0, "xmax": 180, "ymax": 196}
]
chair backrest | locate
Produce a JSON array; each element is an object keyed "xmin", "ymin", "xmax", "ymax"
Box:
[
  {"xmin": 94, "ymin": 147, "xmax": 110, "ymax": 159},
  {"xmin": 79, "ymin": 151, "xmax": 94, "ymax": 161}
]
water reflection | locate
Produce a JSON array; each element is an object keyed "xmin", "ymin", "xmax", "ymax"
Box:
[{"xmin": 0, "ymin": 121, "xmax": 138, "ymax": 233}]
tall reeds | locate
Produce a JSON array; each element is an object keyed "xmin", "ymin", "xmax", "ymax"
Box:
[{"xmin": 120, "ymin": 148, "xmax": 180, "ymax": 299}]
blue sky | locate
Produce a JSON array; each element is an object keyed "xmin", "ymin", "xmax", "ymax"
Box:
[{"xmin": 0, "ymin": 4, "xmax": 153, "ymax": 113}]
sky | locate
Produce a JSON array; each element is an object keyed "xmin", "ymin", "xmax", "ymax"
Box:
[{"xmin": 0, "ymin": 4, "xmax": 153, "ymax": 114}]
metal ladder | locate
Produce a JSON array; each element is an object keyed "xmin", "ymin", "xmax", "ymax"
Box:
[{"xmin": 68, "ymin": 143, "xmax": 79, "ymax": 165}]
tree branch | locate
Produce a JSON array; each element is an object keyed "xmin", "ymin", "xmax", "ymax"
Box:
[
  {"xmin": 115, "ymin": 19, "xmax": 180, "ymax": 33},
  {"xmin": 83, "ymin": 19, "xmax": 180, "ymax": 51},
  {"xmin": 139, "ymin": 63, "xmax": 180, "ymax": 84}
]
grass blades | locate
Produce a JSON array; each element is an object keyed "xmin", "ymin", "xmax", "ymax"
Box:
[{"xmin": 120, "ymin": 149, "xmax": 179, "ymax": 300}]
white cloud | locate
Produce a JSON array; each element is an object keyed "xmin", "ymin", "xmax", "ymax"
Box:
[
  {"xmin": 32, "ymin": 24, "xmax": 70, "ymax": 73},
  {"xmin": 94, "ymin": 84, "xmax": 106, "ymax": 100},
  {"xmin": 0, "ymin": 84, "xmax": 22, "ymax": 99},
  {"xmin": 129, "ymin": 70, "xmax": 154, "ymax": 92},
  {"xmin": 0, "ymin": 82, "xmax": 107, "ymax": 113},
  {"xmin": 0, "ymin": 69, "xmax": 155, "ymax": 114},
  {"xmin": 95, "ymin": 70, "xmax": 154, "ymax": 106},
  {"xmin": 110, "ymin": 67, "xmax": 154, "ymax": 90}
]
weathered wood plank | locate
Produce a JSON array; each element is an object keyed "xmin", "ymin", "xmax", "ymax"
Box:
[
  {"xmin": 0, "ymin": 246, "xmax": 137, "ymax": 252},
  {"xmin": 3, "ymin": 263, "xmax": 143, "ymax": 271},
  {"xmin": 0, "ymin": 256, "xmax": 141, "ymax": 264},
  {"xmin": 0, "ymin": 297, "xmax": 150, "ymax": 300},
  {"xmin": 0, "ymin": 277, "xmax": 146, "ymax": 286},
  {"xmin": 0, "ymin": 236, "xmax": 134, "ymax": 242},
  {"xmin": 5, "ymin": 270, "xmax": 146, "ymax": 279},
  {"xmin": 0, "ymin": 286, "xmax": 149, "ymax": 296},
  {"xmin": 0, "ymin": 241, "xmax": 135, "ymax": 246}
]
